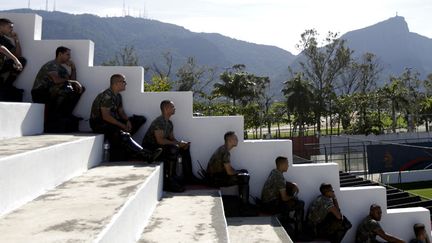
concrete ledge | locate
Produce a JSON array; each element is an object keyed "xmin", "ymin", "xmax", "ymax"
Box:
[
  {"xmin": 227, "ymin": 216, "xmax": 293, "ymax": 243},
  {"xmin": 0, "ymin": 134, "xmax": 103, "ymax": 215},
  {"xmin": 382, "ymin": 207, "xmax": 431, "ymax": 242},
  {"xmin": 0, "ymin": 102, "xmax": 44, "ymax": 139},
  {"xmin": 381, "ymin": 169, "xmax": 432, "ymax": 184},
  {"xmin": 139, "ymin": 189, "xmax": 229, "ymax": 242},
  {"xmin": 0, "ymin": 163, "xmax": 161, "ymax": 243}
]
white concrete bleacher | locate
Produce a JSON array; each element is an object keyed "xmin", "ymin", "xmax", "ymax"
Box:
[
  {"xmin": 0, "ymin": 12, "xmax": 430, "ymax": 242},
  {"xmin": 0, "ymin": 163, "xmax": 162, "ymax": 243}
]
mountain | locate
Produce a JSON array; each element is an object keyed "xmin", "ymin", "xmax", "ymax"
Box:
[
  {"xmin": 2, "ymin": 9, "xmax": 295, "ymax": 95},
  {"xmin": 286, "ymin": 16, "xmax": 432, "ymax": 87},
  {"xmin": 342, "ymin": 16, "xmax": 432, "ymax": 81},
  {"xmin": 4, "ymin": 9, "xmax": 432, "ymax": 95}
]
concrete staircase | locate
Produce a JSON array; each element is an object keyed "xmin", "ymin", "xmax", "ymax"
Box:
[
  {"xmin": 0, "ymin": 11, "xmax": 430, "ymax": 243},
  {"xmin": 0, "ymin": 108, "xmax": 284, "ymax": 242},
  {"xmin": 0, "ymin": 163, "xmax": 161, "ymax": 243}
]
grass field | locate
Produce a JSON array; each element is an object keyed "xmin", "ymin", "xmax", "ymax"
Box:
[{"xmin": 391, "ymin": 181, "xmax": 432, "ymax": 199}]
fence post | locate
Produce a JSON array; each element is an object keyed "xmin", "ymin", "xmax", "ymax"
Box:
[
  {"xmin": 363, "ymin": 142, "xmax": 368, "ymax": 179},
  {"xmin": 324, "ymin": 145, "xmax": 328, "ymax": 163},
  {"xmin": 344, "ymin": 153, "xmax": 348, "ymax": 173}
]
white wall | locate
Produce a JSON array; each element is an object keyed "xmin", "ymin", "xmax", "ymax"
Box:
[
  {"xmin": 0, "ymin": 102, "xmax": 44, "ymax": 138},
  {"xmin": 381, "ymin": 169, "xmax": 432, "ymax": 184}
]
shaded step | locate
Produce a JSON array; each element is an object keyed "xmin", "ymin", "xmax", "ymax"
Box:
[
  {"xmin": 0, "ymin": 134, "xmax": 103, "ymax": 216},
  {"xmin": 340, "ymin": 180, "xmax": 379, "ymax": 187},
  {"xmin": 387, "ymin": 192, "xmax": 410, "ymax": 200},
  {"xmin": 0, "ymin": 102, "xmax": 43, "ymax": 139},
  {"xmin": 340, "ymin": 177, "xmax": 363, "ymax": 183},
  {"xmin": 0, "ymin": 163, "xmax": 161, "ymax": 242},
  {"xmin": 386, "ymin": 188, "xmax": 402, "ymax": 194},
  {"xmin": 387, "ymin": 196, "xmax": 421, "ymax": 207},
  {"xmin": 339, "ymin": 174, "xmax": 356, "ymax": 180},
  {"xmin": 139, "ymin": 189, "xmax": 229, "ymax": 243},
  {"xmin": 227, "ymin": 216, "xmax": 292, "ymax": 243},
  {"xmin": 388, "ymin": 199, "xmax": 432, "ymax": 209}
]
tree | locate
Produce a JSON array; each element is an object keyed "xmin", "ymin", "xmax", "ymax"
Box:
[
  {"xmin": 144, "ymin": 52, "xmax": 174, "ymax": 92},
  {"xmin": 144, "ymin": 75, "xmax": 172, "ymax": 92},
  {"xmin": 339, "ymin": 53, "xmax": 382, "ymax": 134},
  {"xmin": 295, "ymin": 29, "xmax": 352, "ymax": 133},
  {"xmin": 212, "ymin": 64, "xmax": 255, "ymax": 107},
  {"xmin": 400, "ymin": 68, "xmax": 421, "ymax": 131},
  {"xmin": 381, "ymin": 77, "xmax": 408, "ymax": 132},
  {"xmin": 102, "ymin": 45, "xmax": 139, "ymax": 66},
  {"xmin": 419, "ymin": 97, "xmax": 432, "ymax": 132},
  {"xmin": 147, "ymin": 52, "xmax": 173, "ymax": 79},
  {"xmin": 283, "ymin": 72, "xmax": 314, "ymax": 135},
  {"xmin": 270, "ymin": 102, "xmax": 288, "ymax": 138},
  {"xmin": 175, "ymin": 57, "xmax": 215, "ymax": 99}
]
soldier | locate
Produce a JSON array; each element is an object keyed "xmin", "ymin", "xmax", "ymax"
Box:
[
  {"xmin": 410, "ymin": 223, "xmax": 430, "ymax": 243},
  {"xmin": 90, "ymin": 73, "xmax": 161, "ymax": 162},
  {"xmin": 307, "ymin": 183, "xmax": 352, "ymax": 243},
  {"xmin": 0, "ymin": 18, "xmax": 26, "ymax": 101},
  {"xmin": 142, "ymin": 100, "xmax": 201, "ymax": 192},
  {"xmin": 32, "ymin": 46, "xmax": 84, "ymax": 132},
  {"xmin": 261, "ymin": 156, "xmax": 305, "ymax": 238},
  {"xmin": 207, "ymin": 131, "xmax": 250, "ymax": 205},
  {"xmin": 356, "ymin": 204, "xmax": 405, "ymax": 243}
]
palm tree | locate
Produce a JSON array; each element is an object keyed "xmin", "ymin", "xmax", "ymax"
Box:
[
  {"xmin": 212, "ymin": 64, "xmax": 255, "ymax": 107},
  {"xmin": 283, "ymin": 73, "xmax": 314, "ymax": 135},
  {"xmin": 380, "ymin": 77, "xmax": 408, "ymax": 133}
]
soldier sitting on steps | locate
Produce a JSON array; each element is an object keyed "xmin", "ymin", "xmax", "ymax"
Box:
[
  {"xmin": 261, "ymin": 156, "xmax": 305, "ymax": 239},
  {"xmin": 90, "ymin": 73, "xmax": 161, "ymax": 163}
]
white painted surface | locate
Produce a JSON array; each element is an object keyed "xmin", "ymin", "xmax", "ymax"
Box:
[
  {"xmin": 0, "ymin": 102, "xmax": 44, "ymax": 138},
  {"xmin": 338, "ymin": 186, "xmax": 387, "ymax": 243},
  {"xmin": 286, "ymin": 163, "xmax": 340, "ymax": 206},
  {"xmin": 140, "ymin": 189, "xmax": 229, "ymax": 243},
  {"xmin": 382, "ymin": 207, "xmax": 431, "ymax": 242},
  {"xmin": 0, "ymin": 134, "xmax": 103, "ymax": 216},
  {"xmin": 0, "ymin": 164, "xmax": 161, "ymax": 243},
  {"xmin": 381, "ymin": 169, "xmax": 432, "ymax": 184},
  {"xmin": 96, "ymin": 165, "xmax": 163, "ymax": 243}
]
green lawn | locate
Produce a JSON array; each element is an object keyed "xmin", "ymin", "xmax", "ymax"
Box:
[{"xmin": 391, "ymin": 181, "xmax": 432, "ymax": 199}]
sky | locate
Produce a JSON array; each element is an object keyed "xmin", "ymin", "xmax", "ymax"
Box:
[{"xmin": 1, "ymin": 0, "xmax": 432, "ymax": 54}]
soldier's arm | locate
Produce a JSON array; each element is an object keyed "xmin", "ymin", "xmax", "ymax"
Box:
[
  {"xmin": 223, "ymin": 162, "xmax": 236, "ymax": 175},
  {"xmin": 100, "ymin": 107, "xmax": 127, "ymax": 130}
]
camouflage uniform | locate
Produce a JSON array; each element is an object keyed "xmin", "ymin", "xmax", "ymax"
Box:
[
  {"xmin": 32, "ymin": 60, "xmax": 69, "ymax": 96},
  {"xmin": 89, "ymin": 88, "xmax": 145, "ymax": 161},
  {"xmin": 0, "ymin": 35, "xmax": 26, "ymax": 101},
  {"xmin": 307, "ymin": 195, "xmax": 334, "ymax": 225},
  {"xmin": 355, "ymin": 215, "xmax": 383, "ymax": 243},
  {"xmin": 261, "ymin": 169, "xmax": 305, "ymax": 239},
  {"xmin": 207, "ymin": 145, "xmax": 231, "ymax": 176},
  {"xmin": 142, "ymin": 115, "xmax": 173, "ymax": 148},
  {"xmin": 206, "ymin": 144, "xmax": 250, "ymax": 206},
  {"xmin": 206, "ymin": 145, "xmax": 247, "ymax": 187},
  {"xmin": 142, "ymin": 115, "xmax": 196, "ymax": 186},
  {"xmin": 307, "ymin": 194, "xmax": 352, "ymax": 242},
  {"xmin": 261, "ymin": 169, "xmax": 286, "ymax": 203},
  {"xmin": 90, "ymin": 88, "xmax": 123, "ymax": 121},
  {"xmin": 31, "ymin": 60, "xmax": 82, "ymax": 120}
]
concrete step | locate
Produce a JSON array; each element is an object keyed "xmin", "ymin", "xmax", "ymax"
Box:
[
  {"xmin": 227, "ymin": 216, "xmax": 292, "ymax": 243},
  {"xmin": 0, "ymin": 163, "xmax": 162, "ymax": 243},
  {"xmin": 139, "ymin": 189, "xmax": 229, "ymax": 243},
  {"xmin": 0, "ymin": 102, "xmax": 44, "ymax": 139},
  {"xmin": 0, "ymin": 134, "xmax": 103, "ymax": 216}
]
